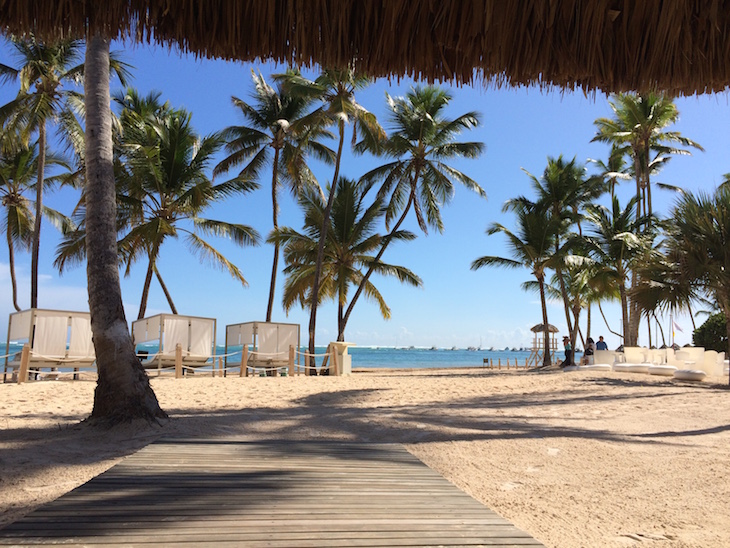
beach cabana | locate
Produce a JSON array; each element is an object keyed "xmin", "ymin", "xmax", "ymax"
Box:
[
  {"xmin": 132, "ymin": 314, "xmax": 216, "ymax": 375},
  {"xmin": 527, "ymin": 323, "xmax": 558, "ymax": 367},
  {"xmin": 4, "ymin": 309, "xmax": 95, "ymax": 382},
  {"xmin": 225, "ymin": 321, "xmax": 299, "ymax": 376}
]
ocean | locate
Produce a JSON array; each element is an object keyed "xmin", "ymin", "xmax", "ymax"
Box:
[{"xmin": 1, "ymin": 341, "xmax": 572, "ymax": 370}]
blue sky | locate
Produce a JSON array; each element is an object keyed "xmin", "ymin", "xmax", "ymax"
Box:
[{"xmin": 2, "ymin": 39, "xmax": 729, "ymax": 350}]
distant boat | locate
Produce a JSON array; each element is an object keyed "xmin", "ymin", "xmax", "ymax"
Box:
[
  {"xmin": 408, "ymin": 346, "xmax": 415, "ymax": 350},
  {"xmin": 430, "ymin": 346, "xmax": 438, "ymax": 351},
  {"xmin": 489, "ymin": 347, "xmax": 494, "ymax": 351},
  {"xmin": 450, "ymin": 346, "xmax": 458, "ymax": 351},
  {"xmin": 467, "ymin": 346, "xmax": 477, "ymax": 351}
]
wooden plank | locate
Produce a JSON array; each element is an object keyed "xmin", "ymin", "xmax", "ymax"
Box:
[{"xmin": 0, "ymin": 440, "xmax": 543, "ymax": 547}]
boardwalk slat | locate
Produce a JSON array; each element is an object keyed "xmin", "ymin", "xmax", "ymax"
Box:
[{"xmin": 0, "ymin": 440, "xmax": 543, "ymax": 547}]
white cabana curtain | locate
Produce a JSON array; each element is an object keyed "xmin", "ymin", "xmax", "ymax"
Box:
[
  {"xmin": 33, "ymin": 314, "xmax": 68, "ymax": 357},
  {"xmin": 257, "ymin": 323, "xmax": 279, "ymax": 359},
  {"xmin": 68, "ymin": 316, "xmax": 95, "ymax": 358},
  {"xmin": 163, "ymin": 317, "xmax": 189, "ymax": 354},
  {"xmin": 189, "ymin": 318, "xmax": 214, "ymax": 357},
  {"xmin": 132, "ymin": 315, "xmax": 162, "ymax": 344},
  {"xmin": 279, "ymin": 325, "xmax": 298, "ymax": 352},
  {"xmin": 8, "ymin": 310, "xmax": 33, "ymax": 342}
]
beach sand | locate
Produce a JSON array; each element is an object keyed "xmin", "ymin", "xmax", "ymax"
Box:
[{"xmin": 2, "ymin": 367, "xmax": 729, "ymax": 547}]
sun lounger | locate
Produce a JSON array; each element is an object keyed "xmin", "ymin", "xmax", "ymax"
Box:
[
  {"xmin": 4, "ymin": 309, "xmax": 96, "ymax": 382},
  {"xmin": 132, "ymin": 314, "xmax": 216, "ymax": 376}
]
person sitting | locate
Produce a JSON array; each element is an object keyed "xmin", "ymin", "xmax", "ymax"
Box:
[
  {"xmin": 582, "ymin": 337, "xmax": 595, "ymax": 365},
  {"xmin": 596, "ymin": 336, "xmax": 608, "ymax": 351}
]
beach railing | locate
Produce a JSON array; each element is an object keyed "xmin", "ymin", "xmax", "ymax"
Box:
[{"xmin": 483, "ymin": 357, "xmax": 531, "ymax": 370}]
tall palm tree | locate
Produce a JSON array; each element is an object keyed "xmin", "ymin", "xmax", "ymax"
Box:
[
  {"xmin": 519, "ymin": 155, "xmax": 603, "ymax": 355},
  {"xmin": 0, "ymin": 35, "xmax": 131, "ymax": 308},
  {"xmin": 275, "ymin": 67, "xmax": 385, "ymax": 372},
  {"xmin": 666, "ymin": 186, "xmax": 730, "ymax": 383},
  {"xmin": 83, "ymin": 34, "xmax": 165, "ymax": 423},
  {"xmin": 215, "ymin": 70, "xmax": 332, "ymax": 323},
  {"xmin": 348, "ymin": 86, "xmax": 485, "ymax": 341},
  {"xmin": 272, "ymin": 177, "xmax": 421, "ymax": 341},
  {"xmin": 0, "ymin": 130, "xmax": 70, "ymax": 311},
  {"xmin": 581, "ymin": 196, "xmax": 654, "ymax": 345},
  {"xmin": 592, "ymin": 92, "xmax": 703, "ymax": 221},
  {"xmin": 115, "ymin": 94, "xmax": 261, "ymax": 318},
  {"xmin": 472, "ymin": 200, "xmax": 561, "ymax": 366}
]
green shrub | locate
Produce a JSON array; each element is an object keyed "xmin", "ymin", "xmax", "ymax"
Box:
[{"xmin": 692, "ymin": 312, "xmax": 728, "ymax": 352}]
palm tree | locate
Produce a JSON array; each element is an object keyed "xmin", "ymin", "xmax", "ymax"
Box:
[
  {"xmin": 581, "ymin": 196, "xmax": 655, "ymax": 345},
  {"xmin": 83, "ymin": 34, "xmax": 165, "ymax": 423},
  {"xmin": 592, "ymin": 92, "xmax": 703, "ymax": 221},
  {"xmin": 100, "ymin": 92, "xmax": 260, "ymax": 319},
  {"xmin": 215, "ymin": 70, "xmax": 332, "ymax": 323},
  {"xmin": 275, "ymin": 67, "xmax": 385, "ymax": 373},
  {"xmin": 272, "ymin": 177, "xmax": 421, "ymax": 341},
  {"xmin": 472, "ymin": 200, "xmax": 561, "ymax": 366},
  {"xmin": 348, "ymin": 86, "xmax": 485, "ymax": 342},
  {"xmin": 0, "ymin": 35, "xmax": 131, "ymax": 308},
  {"xmin": 519, "ymin": 155, "xmax": 603, "ymax": 355},
  {"xmin": 665, "ymin": 186, "xmax": 730, "ymax": 382},
  {"xmin": 0, "ymin": 130, "xmax": 70, "ymax": 311}
]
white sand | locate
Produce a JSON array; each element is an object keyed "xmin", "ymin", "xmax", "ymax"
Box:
[{"xmin": 2, "ymin": 367, "xmax": 730, "ymax": 547}]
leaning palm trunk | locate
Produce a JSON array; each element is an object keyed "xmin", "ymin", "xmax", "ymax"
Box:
[
  {"xmin": 7, "ymin": 223, "xmax": 21, "ymax": 311},
  {"xmin": 85, "ymin": 34, "xmax": 166, "ymax": 425},
  {"xmin": 154, "ymin": 266, "xmax": 177, "ymax": 314},
  {"xmin": 30, "ymin": 122, "xmax": 46, "ymax": 308},
  {"xmin": 341, "ymin": 186, "xmax": 417, "ymax": 331},
  {"xmin": 307, "ymin": 121, "xmax": 346, "ymax": 375}
]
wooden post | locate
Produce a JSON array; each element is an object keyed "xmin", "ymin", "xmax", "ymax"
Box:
[
  {"xmin": 288, "ymin": 345, "xmax": 295, "ymax": 376},
  {"xmin": 330, "ymin": 344, "xmax": 339, "ymax": 376},
  {"xmin": 218, "ymin": 357, "xmax": 223, "ymax": 377},
  {"xmin": 175, "ymin": 343, "xmax": 182, "ymax": 379},
  {"xmin": 241, "ymin": 346, "xmax": 248, "ymax": 377},
  {"xmin": 498, "ymin": 358, "xmax": 501, "ymax": 370},
  {"xmin": 17, "ymin": 344, "xmax": 30, "ymax": 384}
]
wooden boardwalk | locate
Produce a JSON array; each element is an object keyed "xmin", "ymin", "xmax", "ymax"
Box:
[{"xmin": 0, "ymin": 440, "xmax": 543, "ymax": 547}]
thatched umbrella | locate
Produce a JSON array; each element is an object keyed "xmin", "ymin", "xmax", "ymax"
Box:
[
  {"xmin": 530, "ymin": 323, "xmax": 559, "ymax": 333},
  {"xmin": 2, "ymin": 1, "xmax": 730, "ymax": 95},
  {"xmin": 2, "ymin": 1, "xmax": 728, "ymax": 422}
]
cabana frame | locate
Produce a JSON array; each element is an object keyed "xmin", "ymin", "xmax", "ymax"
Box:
[
  {"xmin": 225, "ymin": 321, "xmax": 300, "ymax": 376},
  {"xmin": 132, "ymin": 313, "xmax": 216, "ymax": 376},
  {"xmin": 4, "ymin": 308, "xmax": 95, "ymax": 383}
]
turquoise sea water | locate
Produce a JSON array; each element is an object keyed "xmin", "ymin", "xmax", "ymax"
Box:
[{"xmin": 2, "ymin": 341, "xmax": 575, "ymax": 370}]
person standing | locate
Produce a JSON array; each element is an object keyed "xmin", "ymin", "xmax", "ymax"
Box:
[
  {"xmin": 596, "ymin": 336, "xmax": 608, "ymax": 350},
  {"xmin": 561, "ymin": 336, "xmax": 573, "ymax": 367}
]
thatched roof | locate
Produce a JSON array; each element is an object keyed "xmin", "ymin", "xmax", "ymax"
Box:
[
  {"xmin": 1, "ymin": 1, "xmax": 729, "ymax": 96},
  {"xmin": 531, "ymin": 323, "xmax": 559, "ymax": 334}
]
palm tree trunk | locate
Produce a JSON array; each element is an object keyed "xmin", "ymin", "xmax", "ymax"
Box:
[
  {"xmin": 586, "ymin": 304, "xmax": 592, "ymax": 341},
  {"xmin": 538, "ymin": 276, "xmax": 551, "ymax": 366},
  {"xmin": 653, "ymin": 312, "xmax": 666, "ymax": 347},
  {"xmin": 7, "ymin": 222, "xmax": 21, "ymax": 311},
  {"xmin": 307, "ymin": 120, "xmax": 345, "ymax": 375},
  {"xmin": 337, "ymin": 300, "xmax": 345, "ymax": 342},
  {"xmin": 138, "ymin": 256, "xmax": 155, "ymax": 320},
  {"xmin": 628, "ymin": 271, "xmax": 640, "ymax": 345},
  {"xmin": 266, "ymin": 147, "xmax": 281, "ymax": 322},
  {"xmin": 341, "ymin": 186, "xmax": 417, "ymax": 331},
  {"xmin": 84, "ymin": 33, "xmax": 166, "ymax": 425},
  {"xmin": 30, "ymin": 121, "xmax": 45, "ymax": 309},
  {"xmin": 598, "ymin": 301, "xmax": 622, "ymax": 338},
  {"xmin": 154, "ymin": 265, "xmax": 177, "ymax": 314},
  {"xmin": 620, "ymin": 283, "xmax": 630, "ymax": 346}
]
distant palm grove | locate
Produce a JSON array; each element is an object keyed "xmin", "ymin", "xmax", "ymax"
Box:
[{"xmin": 3, "ymin": 35, "xmax": 730, "ymax": 378}]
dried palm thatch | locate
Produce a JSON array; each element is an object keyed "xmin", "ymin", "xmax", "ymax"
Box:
[{"xmin": 1, "ymin": 0, "xmax": 729, "ymax": 96}]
